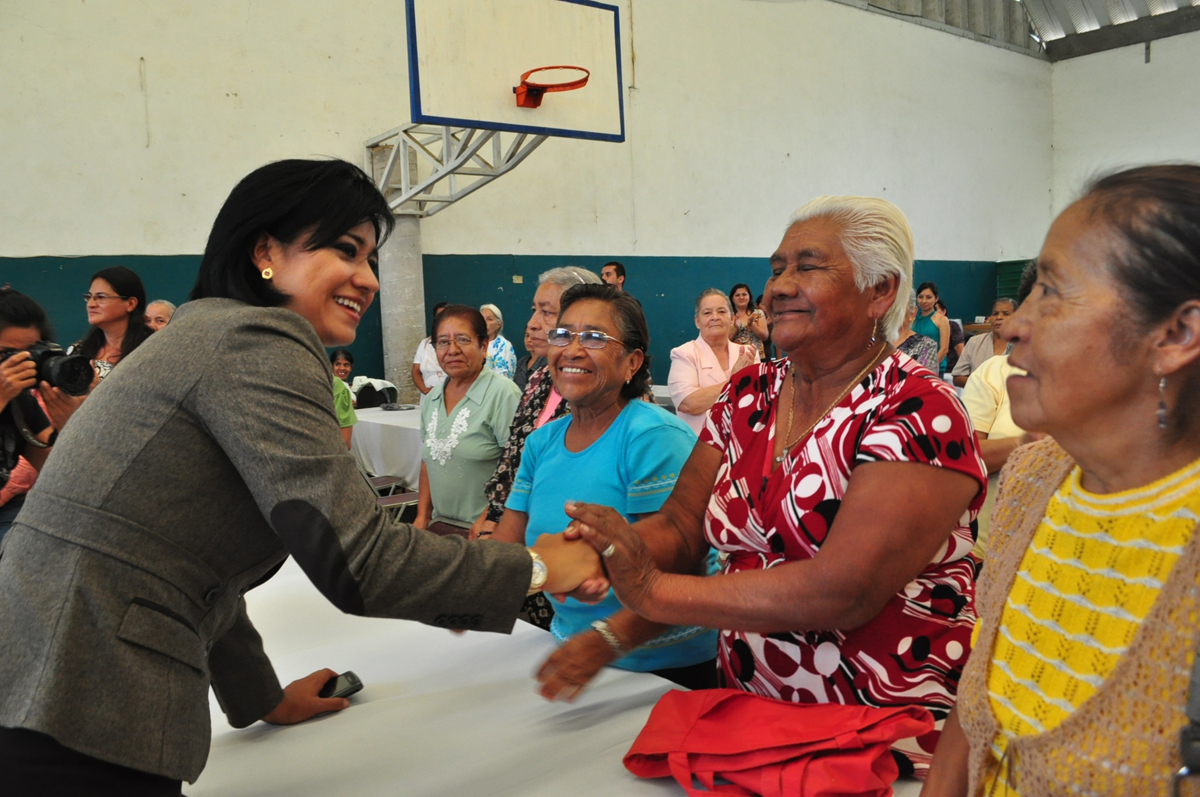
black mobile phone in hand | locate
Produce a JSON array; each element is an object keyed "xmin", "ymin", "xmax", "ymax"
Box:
[{"xmin": 318, "ymin": 671, "xmax": 363, "ymax": 700}]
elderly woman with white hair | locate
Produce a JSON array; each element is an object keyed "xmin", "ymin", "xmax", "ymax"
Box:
[
  {"xmin": 563, "ymin": 196, "xmax": 988, "ymax": 777},
  {"xmin": 144, "ymin": 299, "xmax": 176, "ymax": 332},
  {"xmin": 480, "ymin": 303, "xmax": 517, "ymax": 379}
]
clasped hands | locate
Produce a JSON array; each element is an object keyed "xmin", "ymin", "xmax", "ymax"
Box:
[{"xmin": 528, "ymin": 501, "xmax": 662, "ymax": 609}]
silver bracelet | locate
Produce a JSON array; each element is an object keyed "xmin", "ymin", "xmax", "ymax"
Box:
[{"xmin": 590, "ymin": 619, "xmax": 626, "ymax": 656}]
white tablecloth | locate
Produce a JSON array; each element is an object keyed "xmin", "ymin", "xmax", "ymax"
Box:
[
  {"xmin": 350, "ymin": 407, "xmax": 423, "ymax": 490},
  {"xmin": 188, "ymin": 560, "xmax": 921, "ymax": 796}
]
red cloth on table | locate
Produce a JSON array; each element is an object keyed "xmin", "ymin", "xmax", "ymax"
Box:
[{"xmin": 624, "ymin": 689, "xmax": 934, "ymax": 797}]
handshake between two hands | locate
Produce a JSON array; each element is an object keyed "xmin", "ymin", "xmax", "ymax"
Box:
[
  {"xmin": 530, "ymin": 502, "xmax": 612, "ymax": 604},
  {"xmin": 267, "ymin": 502, "xmax": 663, "ymax": 722},
  {"xmin": 528, "ymin": 500, "xmax": 659, "ymax": 609}
]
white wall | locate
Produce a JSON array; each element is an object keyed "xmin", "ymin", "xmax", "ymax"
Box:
[
  {"xmin": 0, "ymin": 0, "xmax": 408, "ymax": 257},
  {"xmin": 1052, "ymin": 29, "xmax": 1200, "ymax": 213},
  {"xmin": 423, "ymin": 0, "xmax": 1054, "ymax": 262},
  {"xmin": 1, "ymin": 0, "xmax": 1053, "ymax": 262}
]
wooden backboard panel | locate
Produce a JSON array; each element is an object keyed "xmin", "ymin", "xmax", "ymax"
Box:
[{"xmin": 406, "ymin": 0, "xmax": 624, "ymax": 142}]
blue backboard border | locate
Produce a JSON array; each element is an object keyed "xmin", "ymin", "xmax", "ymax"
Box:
[{"xmin": 405, "ymin": 0, "xmax": 626, "ymax": 144}]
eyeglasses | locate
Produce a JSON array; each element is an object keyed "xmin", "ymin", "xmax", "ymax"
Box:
[
  {"xmin": 83, "ymin": 292, "xmax": 128, "ymax": 303},
  {"xmin": 434, "ymin": 335, "xmax": 479, "ymax": 351},
  {"xmin": 546, "ymin": 327, "xmax": 626, "ymax": 350}
]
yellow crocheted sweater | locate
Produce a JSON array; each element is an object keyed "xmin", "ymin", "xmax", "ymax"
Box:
[{"xmin": 978, "ymin": 455, "xmax": 1200, "ymax": 795}]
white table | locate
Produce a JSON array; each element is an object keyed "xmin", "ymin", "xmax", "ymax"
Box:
[
  {"xmin": 350, "ymin": 407, "xmax": 423, "ymax": 489},
  {"xmin": 189, "ymin": 561, "xmax": 922, "ymax": 797},
  {"xmin": 188, "ymin": 560, "xmax": 680, "ymax": 796}
]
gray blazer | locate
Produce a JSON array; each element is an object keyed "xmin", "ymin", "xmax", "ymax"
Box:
[{"xmin": 0, "ymin": 298, "xmax": 532, "ymax": 783}]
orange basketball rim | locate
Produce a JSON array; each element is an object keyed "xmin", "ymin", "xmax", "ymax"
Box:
[{"xmin": 513, "ymin": 65, "xmax": 590, "ymax": 108}]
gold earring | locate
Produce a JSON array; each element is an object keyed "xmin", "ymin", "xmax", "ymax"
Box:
[{"xmin": 261, "ymin": 268, "xmax": 273, "ymax": 280}]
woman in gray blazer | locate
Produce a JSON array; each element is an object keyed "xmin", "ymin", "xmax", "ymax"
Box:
[{"xmin": 0, "ymin": 159, "xmax": 601, "ymax": 796}]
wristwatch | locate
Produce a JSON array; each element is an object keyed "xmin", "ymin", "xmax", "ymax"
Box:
[
  {"xmin": 526, "ymin": 548, "xmax": 548, "ymax": 595},
  {"xmin": 591, "ymin": 619, "xmax": 626, "ymax": 656}
]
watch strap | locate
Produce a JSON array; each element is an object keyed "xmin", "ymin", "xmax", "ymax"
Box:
[{"xmin": 526, "ymin": 549, "xmax": 548, "ymax": 595}]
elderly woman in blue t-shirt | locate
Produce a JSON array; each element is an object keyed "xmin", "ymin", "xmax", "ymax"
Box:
[{"xmin": 492, "ymin": 283, "xmax": 717, "ymax": 700}]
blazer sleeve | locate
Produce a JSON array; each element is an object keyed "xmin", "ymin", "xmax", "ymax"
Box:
[
  {"xmin": 188, "ymin": 312, "xmax": 532, "ymax": 634},
  {"xmin": 668, "ymin": 343, "xmax": 702, "ymax": 409},
  {"xmin": 206, "ymin": 599, "xmax": 285, "ymax": 728}
]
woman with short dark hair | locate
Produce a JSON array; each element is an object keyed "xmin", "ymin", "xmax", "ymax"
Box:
[
  {"xmin": 329, "ymin": 348, "xmax": 354, "ymax": 382},
  {"xmin": 72, "ymin": 266, "xmax": 151, "ymax": 381},
  {"xmin": 923, "ymin": 164, "xmax": 1200, "ymax": 796},
  {"xmin": 415, "ymin": 305, "xmax": 521, "ymax": 538},
  {"xmin": 0, "ymin": 159, "xmax": 602, "ymax": 795},
  {"xmin": 329, "ymin": 349, "xmax": 357, "ymax": 446},
  {"xmin": 412, "ymin": 301, "xmax": 450, "ymax": 402}
]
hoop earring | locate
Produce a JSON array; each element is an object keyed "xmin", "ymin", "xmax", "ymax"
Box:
[
  {"xmin": 1158, "ymin": 376, "xmax": 1169, "ymax": 430},
  {"xmin": 261, "ymin": 268, "xmax": 274, "ymax": 280}
]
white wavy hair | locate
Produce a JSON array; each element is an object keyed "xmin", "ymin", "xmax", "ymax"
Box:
[{"xmin": 787, "ymin": 196, "xmax": 913, "ymax": 341}]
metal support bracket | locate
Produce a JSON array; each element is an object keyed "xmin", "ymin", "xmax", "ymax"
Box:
[{"xmin": 365, "ymin": 123, "xmax": 548, "ymax": 217}]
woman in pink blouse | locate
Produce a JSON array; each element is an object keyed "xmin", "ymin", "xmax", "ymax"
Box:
[{"xmin": 668, "ymin": 289, "xmax": 759, "ymax": 435}]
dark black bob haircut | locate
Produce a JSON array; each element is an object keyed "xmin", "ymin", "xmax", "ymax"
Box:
[{"xmin": 190, "ymin": 159, "xmax": 395, "ymax": 307}]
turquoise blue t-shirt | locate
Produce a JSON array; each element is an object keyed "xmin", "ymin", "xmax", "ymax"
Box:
[
  {"xmin": 912, "ymin": 309, "xmax": 945, "ymax": 370},
  {"xmin": 507, "ymin": 400, "xmax": 717, "ymax": 672}
]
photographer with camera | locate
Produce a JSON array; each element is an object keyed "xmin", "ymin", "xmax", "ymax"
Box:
[{"xmin": 0, "ymin": 287, "xmax": 92, "ymax": 542}]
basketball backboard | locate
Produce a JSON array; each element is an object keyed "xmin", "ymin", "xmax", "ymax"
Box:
[{"xmin": 405, "ymin": 0, "xmax": 624, "ymax": 142}]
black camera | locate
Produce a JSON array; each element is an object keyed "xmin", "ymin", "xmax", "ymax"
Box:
[{"xmin": 0, "ymin": 341, "xmax": 94, "ymax": 396}]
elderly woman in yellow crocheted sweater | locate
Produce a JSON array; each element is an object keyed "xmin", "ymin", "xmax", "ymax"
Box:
[{"xmin": 922, "ymin": 164, "xmax": 1200, "ymax": 796}]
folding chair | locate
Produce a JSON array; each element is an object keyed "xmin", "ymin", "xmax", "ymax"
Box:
[{"xmin": 378, "ymin": 491, "xmax": 419, "ymax": 521}]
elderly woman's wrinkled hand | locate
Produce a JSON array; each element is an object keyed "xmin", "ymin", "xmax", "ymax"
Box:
[
  {"xmin": 531, "ymin": 533, "xmax": 606, "ymax": 596},
  {"xmin": 564, "ymin": 501, "xmax": 661, "ymax": 614},
  {"xmin": 535, "ymin": 630, "xmax": 616, "ymax": 702}
]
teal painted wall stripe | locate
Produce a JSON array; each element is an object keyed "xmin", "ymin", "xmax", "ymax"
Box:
[
  {"xmin": 423, "ymin": 255, "xmax": 998, "ymax": 383},
  {"xmin": 0, "ymin": 254, "xmax": 997, "ymax": 387}
]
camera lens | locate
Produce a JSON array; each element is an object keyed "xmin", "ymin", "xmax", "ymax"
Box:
[{"xmin": 43, "ymin": 355, "xmax": 95, "ymax": 396}]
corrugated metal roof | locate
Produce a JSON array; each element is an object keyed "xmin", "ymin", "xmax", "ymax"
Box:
[{"xmin": 834, "ymin": 0, "xmax": 1200, "ymax": 58}]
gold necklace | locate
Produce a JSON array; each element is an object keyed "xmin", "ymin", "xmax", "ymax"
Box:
[{"xmin": 774, "ymin": 344, "xmax": 890, "ymax": 465}]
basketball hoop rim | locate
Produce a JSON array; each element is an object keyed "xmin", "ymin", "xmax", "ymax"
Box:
[{"xmin": 519, "ymin": 65, "xmax": 590, "ymax": 92}]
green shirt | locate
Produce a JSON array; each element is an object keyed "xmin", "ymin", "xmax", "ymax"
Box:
[
  {"xmin": 421, "ymin": 367, "xmax": 521, "ymax": 526},
  {"xmin": 333, "ymin": 377, "xmax": 357, "ymax": 428}
]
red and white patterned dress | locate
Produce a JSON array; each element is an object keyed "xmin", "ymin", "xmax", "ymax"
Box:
[{"xmin": 701, "ymin": 351, "xmax": 987, "ymax": 777}]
